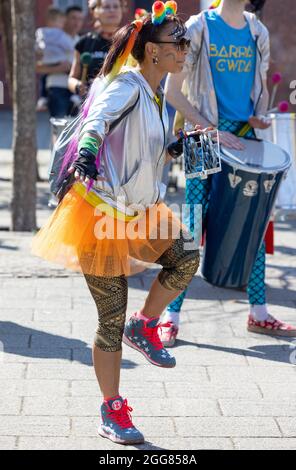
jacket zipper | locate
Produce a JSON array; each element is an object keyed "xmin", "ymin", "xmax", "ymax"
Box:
[
  {"xmin": 154, "ymin": 95, "xmax": 166, "ymax": 201},
  {"xmin": 157, "ymin": 101, "xmax": 166, "ymax": 163}
]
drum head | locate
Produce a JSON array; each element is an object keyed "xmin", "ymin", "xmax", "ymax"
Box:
[{"xmin": 221, "ymin": 138, "xmax": 291, "ymax": 174}]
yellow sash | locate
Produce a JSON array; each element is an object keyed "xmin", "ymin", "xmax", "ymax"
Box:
[{"xmin": 73, "ymin": 182, "xmax": 141, "ymax": 222}]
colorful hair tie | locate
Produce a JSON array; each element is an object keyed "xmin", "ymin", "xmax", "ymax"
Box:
[
  {"xmin": 107, "ymin": 21, "xmax": 142, "ymax": 82},
  {"xmin": 152, "ymin": 1, "xmax": 178, "ymax": 26},
  {"xmin": 135, "ymin": 8, "xmax": 148, "ymax": 20}
]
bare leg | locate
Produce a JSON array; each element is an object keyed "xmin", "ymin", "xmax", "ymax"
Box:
[
  {"xmin": 141, "ymin": 277, "xmax": 183, "ymax": 318},
  {"xmin": 92, "ymin": 346, "xmax": 122, "ymax": 398}
]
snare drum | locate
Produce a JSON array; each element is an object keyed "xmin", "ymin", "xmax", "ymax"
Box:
[{"xmin": 201, "ymin": 138, "xmax": 291, "ymax": 288}]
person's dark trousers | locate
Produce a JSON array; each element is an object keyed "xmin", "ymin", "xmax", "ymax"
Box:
[
  {"xmin": 47, "ymin": 87, "xmax": 73, "ymax": 118},
  {"xmin": 40, "ymin": 75, "xmax": 48, "ymax": 99}
]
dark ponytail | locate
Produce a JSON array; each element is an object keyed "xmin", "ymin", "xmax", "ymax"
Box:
[
  {"xmin": 100, "ymin": 23, "xmax": 136, "ymax": 77},
  {"xmin": 99, "ymin": 13, "xmax": 186, "ymax": 77}
]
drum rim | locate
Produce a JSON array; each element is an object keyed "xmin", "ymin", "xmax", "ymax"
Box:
[
  {"xmin": 269, "ymin": 112, "xmax": 296, "ymax": 120},
  {"xmin": 220, "ymin": 138, "xmax": 291, "ymax": 174}
]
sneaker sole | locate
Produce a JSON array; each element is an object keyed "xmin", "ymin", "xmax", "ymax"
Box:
[
  {"xmin": 98, "ymin": 427, "xmax": 145, "ymax": 445},
  {"xmin": 122, "ymin": 334, "xmax": 176, "ymax": 368},
  {"xmin": 248, "ymin": 325, "xmax": 296, "ymax": 337}
]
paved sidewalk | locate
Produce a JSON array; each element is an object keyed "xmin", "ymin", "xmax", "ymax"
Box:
[{"xmin": 1, "ymin": 147, "xmax": 296, "ymax": 450}]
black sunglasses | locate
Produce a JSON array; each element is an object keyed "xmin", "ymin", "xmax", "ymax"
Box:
[{"xmin": 153, "ymin": 38, "xmax": 191, "ymax": 51}]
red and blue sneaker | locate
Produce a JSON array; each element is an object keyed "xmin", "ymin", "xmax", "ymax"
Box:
[
  {"xmin": 99, "ymin": 396, "xmax": 144, "ymax": 445},
  {"xmin": 123, "ymin": 315, "xmax": 176, "ymax": 368}
]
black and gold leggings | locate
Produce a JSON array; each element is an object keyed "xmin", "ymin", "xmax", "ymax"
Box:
[{"xmin": 84, "ymin": 234, "xmax": 200, "ymax": 352}]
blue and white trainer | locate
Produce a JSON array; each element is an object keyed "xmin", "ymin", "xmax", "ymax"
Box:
[
  {"xmin": 99, "ymin": 396, "xmax": 144, "ymax": 445},
  {"xmin": 123, "ymin": 315, "xmax": 176, "ymax": 368}
]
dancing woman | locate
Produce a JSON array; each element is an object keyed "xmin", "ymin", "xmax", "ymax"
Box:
[{"xmin": 32, "ymin": 1, "xmax": 200, "ymax": 445}]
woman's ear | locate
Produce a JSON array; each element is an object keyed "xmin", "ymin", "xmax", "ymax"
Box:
[{"xmin": 145, "ymin": 41, "xmax": 156, "ymax": 59}]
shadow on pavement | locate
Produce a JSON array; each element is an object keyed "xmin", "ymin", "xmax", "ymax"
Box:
[
  {"xmin": 174, "ymin": 338, "xmax": 295, "ymax": 365},
  {"xmin": 0, "ymin": 321, "xmax": 138, "ymax": 369}
]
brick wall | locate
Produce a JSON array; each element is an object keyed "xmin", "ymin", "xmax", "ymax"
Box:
[
  {"xmin": 36, "ymin": 0, "xmax": 53, "ymax": 26},
  {"xmin": 263, "ymin": 0, "xmax": 296, "ymax": 111},
  {"xmin": 0, "ymin": 0, "xmax": 52, "ymax": 107}
]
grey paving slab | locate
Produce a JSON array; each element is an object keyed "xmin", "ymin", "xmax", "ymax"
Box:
[{"xmin": 233, "ymin": 438, "xmax": 296, "ymax": 450}]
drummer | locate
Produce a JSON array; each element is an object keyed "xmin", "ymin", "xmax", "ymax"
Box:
[{"xmin": 162, "ymin": 0, "xmax": 296, "ymax": 346}]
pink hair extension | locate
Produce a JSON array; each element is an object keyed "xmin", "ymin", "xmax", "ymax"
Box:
[{"xmin": 58, "ymin": 78, "xmax": 103, "ymax": 184}]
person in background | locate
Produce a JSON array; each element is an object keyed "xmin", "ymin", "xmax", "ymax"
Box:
[
  {"xmin": 35, "ymin": 7, "xmax": 66, "ymax": 112},
  {"xmin": 162, "ymin": 0, "xmax": 296, "ymax": 347},
  {"xmin": 68, "ymin": 0, "xmax": 125, "ymax": 97},
  {"xmin": 36, "ymin": 6, "xmax": 85, "ymax": 118}
]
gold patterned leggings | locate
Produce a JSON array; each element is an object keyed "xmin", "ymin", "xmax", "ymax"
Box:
[{"xmin": 83, "ymin": 234, "xmax": 200, "ymax": 352}]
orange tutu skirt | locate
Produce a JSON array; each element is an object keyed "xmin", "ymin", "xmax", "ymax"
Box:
[{"xmin": 31, "ymin": 183, "xmax": 185, "ymax": 277}]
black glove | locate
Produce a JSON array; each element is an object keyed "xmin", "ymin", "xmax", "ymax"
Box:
[
  {"xmin": 56, "ymin": 172, "xmax": 76, "ymax": 202},
  {"xmin": 167, "ymin": 138, "xmax": 183, "ymax": 159},
  {"xmin": 72, "ymin": 148, "xmax": 98, "ymax": 180},
  {"xmin": 167, "ymin": 133, "xmax": 201, "ymax": 159}
]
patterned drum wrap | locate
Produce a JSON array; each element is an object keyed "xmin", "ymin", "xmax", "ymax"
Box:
[{"xmin": 201, "ymin": 138, "xmax": 291, "ymax": 288}]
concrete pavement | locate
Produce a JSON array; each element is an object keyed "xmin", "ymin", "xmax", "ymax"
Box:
[{"xmin": 0, "ymin": 140, "xmax": 296, "ymax": 450}]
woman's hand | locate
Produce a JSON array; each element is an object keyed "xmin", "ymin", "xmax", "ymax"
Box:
[
  {"xmin": 75, "ymin": 80, "xmax": 88, "ymax": 97},
  {"xmin": 218, "ymin": 131, "xmax": 245, "ymax": 150},
  {"xmin": 168, "ymin": 125, "xmax": 217, "ymax": 159},
  {"xmin": 186, "ymin": 124, "xmax": 215, "ymax": 140},
  {"xmin": 68, "ymin": 148, "xmax": 106, "ymax": 184},
  {"xmin": 188, "ymin": 125, "xmax": 245, "ymax": 150}
]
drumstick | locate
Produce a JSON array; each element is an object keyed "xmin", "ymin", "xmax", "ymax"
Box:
[
  {"xmin": 239, "ymin": 83, "xmax": 285, "ymax": 135},
  {"xmin": 81, "ymin": 65, "xmax": 88, "ymax": 84},
  {"xmin": 268, "ymin": 72, "xmax": 282, "ymax": 110},
  {"xmin": 267, "ymin": 100, "xmax": 289, "ymax": 114},
  {"xmin": 81, "ymin": 52, "xmax": 92, "ymax": 84}
]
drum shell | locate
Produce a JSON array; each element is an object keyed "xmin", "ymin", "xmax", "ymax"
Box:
[
  {"xmin": 201, "ymin": 159, "xmax": 286, "ymax": 288},
  {"xmin": 257, "ymin": 113, "xmax": 296, "ymax": 210}
]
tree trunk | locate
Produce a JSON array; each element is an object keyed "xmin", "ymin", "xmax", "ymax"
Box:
[
  {"xmin": 0, "ymin": 0, "xmax": 13, "ymax": 97},
  {"xmin": 11, "ymin": 0, "xmax": 37, "ymax": 231}
]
